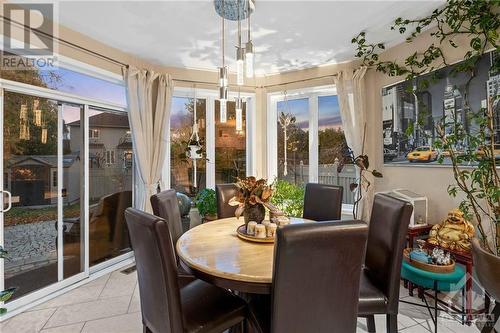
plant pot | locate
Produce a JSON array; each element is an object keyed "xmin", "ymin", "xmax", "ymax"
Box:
[
  {"xmin": 472, "ymin": 238, "xmax": 500, "ymax": 301},
  {"xmin": 244, "ymin": 203, "xmax": 265, "ymax": 225},
  {"xmin": 203, "ymin": 213, "xmax": 218, "ymax": 223}
]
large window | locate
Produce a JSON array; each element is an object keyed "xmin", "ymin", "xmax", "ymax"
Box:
[
  {"xmin": 170, "ymin": 97, "xmax": 207, "ymax": 196},
  {"xmin": 167, "ymin": 90, "xmax": 254, "ymax": 197},
  {"xmin": 0, "ymin": 50, "xmax": 132, "ymax": 309},
  {"xmin": 215, "ymin": 100, "xmax": 246, "ymax": 184},
  {"xmin": 269, "ymin": 87, "xmax": 354, "ymax": 205}
]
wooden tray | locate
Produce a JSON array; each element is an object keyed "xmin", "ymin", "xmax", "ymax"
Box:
[
  {"xmin": 236, "ymin": 225, "xmax": 275, "ymax": 243},
  {"xmin": 403, "ymin": 248, "xmax": 455, "ymax": 273}
]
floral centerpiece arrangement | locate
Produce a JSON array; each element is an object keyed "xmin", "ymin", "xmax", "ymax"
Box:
[{"xmin": 229, "ymin": 176, "xmax": 274, "ymax": 225}]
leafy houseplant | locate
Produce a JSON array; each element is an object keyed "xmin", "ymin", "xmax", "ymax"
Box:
[
  {"xmin": 270, "ymin": 179, "xmax": 305, "ymax": 217},
  {"xmin": 229, "ymin": 177, "xmax": 274, "ymax": 225},
  {"xmin": 351, "ymin": 1, "xmax": 500, "ymax": 315},
  {"xmin": 351, "ymin": 0, "xmax": 499, "ymax": 256},
  {"xmin": 0, "ymin": 246, "xmax": 15, "ymax": 315},
  {"xmin": 338, "ymin": 124, "xmax": 383, "ymax": 219},
  {"xmin": 194, "ymin": 188, "xmax": 217, "ymax": 222}
]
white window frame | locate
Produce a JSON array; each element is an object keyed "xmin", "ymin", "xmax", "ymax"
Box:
[
  {"xmin": 267, "ymin": 85, "xmax": 353, "ymax": 213},
  {"xmin": 0, "ymin": 42, "xmax": 134, "ymax": 316},
  {"xmin": 163, "ymin": 87, "xmax": 256, "ymax": 190},
  {"xmin": 89, "ymin": 128, "xmax": 100, "ymax": 139}
]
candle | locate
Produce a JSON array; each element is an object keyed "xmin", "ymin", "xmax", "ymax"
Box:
[
  {"xmin": 246, "ymin": 221, "xmax": 257, "ymax": 235},
  {"xmin": 267, "ymin": 223, "xmax": 277, "ymax": 238},
  {"xmin": 277, "ymin": 216, "xmax": 290, "ymax": 226},
  {"xmin": 255, "ymin": 224, "xmax": 266, "ymax": 238}
]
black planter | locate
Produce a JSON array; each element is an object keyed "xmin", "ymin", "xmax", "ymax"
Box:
[{"xmin": 243, "ymin": 204, "xmax": 265, "ymax": 225}]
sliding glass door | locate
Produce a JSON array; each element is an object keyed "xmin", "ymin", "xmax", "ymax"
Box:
[{"xmin": 2, "ymin": 92, "xmax": 85, "ymax": 300}]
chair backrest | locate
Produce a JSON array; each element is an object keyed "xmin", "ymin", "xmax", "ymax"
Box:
[
  {"xmin": 364, "ymin": 193, "xmax": 413, "ymax": 313},
  {"xmin": 271, "ymin": 220, "xmax": 368, "ymax": 333},
  {"xmin": 151, "ymin": 189, "xmax": 184, "ymax": 244},
  {"xmin": 215, "ymin": 183, "xmax": 239, "ymax": 219},
  {"xmin": 303, "ymin": 183, "xmax": 343, "ymax": 221},
  {"xmin": 125, "ymin": 208, "xmax": 183, "ymax": 333}
]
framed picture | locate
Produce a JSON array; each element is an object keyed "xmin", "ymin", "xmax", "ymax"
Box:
[{"xmin": 382, "ymin": 51, "xmax": 499, "ymax": 167}]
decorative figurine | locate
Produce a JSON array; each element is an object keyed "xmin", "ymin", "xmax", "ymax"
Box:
[{"xmin": 427, "ymin": 209, "xmax": 475, "ymax": 252}]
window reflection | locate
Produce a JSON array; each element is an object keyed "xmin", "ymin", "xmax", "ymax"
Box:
[{"xmin": 215, "ymin": 100, "xmax": 246, "ymax": 184}]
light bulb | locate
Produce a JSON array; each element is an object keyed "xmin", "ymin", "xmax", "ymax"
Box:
[
  {"xmin": 237, "ymin": 59, "xmax": 244, "ymax": 85},
  {"xmin": 245, "ymin": 41, "xmax": 254, "ymax": 78},
  {"xmin": 236, "ymin": 47, "xmax": 245, "ymax": 85},
  {"xmin": 218, "ymin": 66, "xmax": 228, "ymax": 87},
  {"xmin": 220, "ymin": 99, "xmax": 227, "ymax": 123},
  {"xmin": 236, "ymin": 97, "xmax": 243, "ymax": 131}
]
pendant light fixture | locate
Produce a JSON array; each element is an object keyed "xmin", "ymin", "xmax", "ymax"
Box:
[
  {"xmin": 218, "ymin": 0, "xmax": 228, "ymax": 123},
  {"xmin": 245, "ymin": 0, "xmax": 254, "ymax": 78},
  {"xmin": 236, "ymin": 0, "xmax": 244, "ymax": 86},
  {"xmin": 235, "ymin": 89, "xmax": 243, "ymax": 131}
]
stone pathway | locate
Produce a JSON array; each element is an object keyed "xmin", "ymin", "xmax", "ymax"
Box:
[{"xmin": 4, "ymin": 221, "xmax": 57, "ymax": 277}]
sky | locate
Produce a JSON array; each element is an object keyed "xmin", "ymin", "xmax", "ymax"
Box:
[
  {"xmin": 45, "ymin": 69, "xmax": 341, "ymax": 130},
  {"xmin": 277, "ymin": 95, "xmax": 342, "ymax": 131}
]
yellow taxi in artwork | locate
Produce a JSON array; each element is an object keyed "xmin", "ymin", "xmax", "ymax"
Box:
[{"xmin": 407, "ymin": 146, "xmax": 439, "ymax": 162}]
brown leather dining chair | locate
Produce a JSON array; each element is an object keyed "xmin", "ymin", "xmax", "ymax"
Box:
[
  {"xmin": 215, "ymin": 183, "xmax": 239, "ymax": 219},
  {"xmin": 151, "ymin": 189, "xmax": 195, "ymax": 288},
  {"xmin": 303, "ymin": 183, "xmax": 343, "ymax": 221},
  {"xmin": 250, "ymin": 220, "xmax": 368, "ymax": 333},
  {"xmin": 125, "ymin": 208, "xmax": 247, "ymax": 333},
  {"xmin": 358, "ymin": 193, "xmax": 413, "ymax": 333}
]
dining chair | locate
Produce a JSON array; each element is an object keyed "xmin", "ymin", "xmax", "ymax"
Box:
[
  {"xmin": 250, "ymin": 220, "xmax": 368, "ymax": 333},
  {"xmin": 151, "ymin": 189, "xmax": 195, "ymax": 288},
  {"xmin": 302, "ymin": 183, "xmax": 343, "ymax": 221},
  {"xmin": 358, "ymin": 193, "xmax": 413, "ymax": 333},
  {"xmin": 125, "ymin": 208, "xmax": 247, "ymax": 333},
  {"xmin": 215, "ymin": 183, "xmax": 239, "ymax": 219}
]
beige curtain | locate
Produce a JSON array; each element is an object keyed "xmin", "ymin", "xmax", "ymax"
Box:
[
  {"xmin": 123, "ymin": 67, "xmax": 173, "ymax": 212},
  {"xmin": 334, "ymin": 67, "xmax": 372, "ymax": 221}
]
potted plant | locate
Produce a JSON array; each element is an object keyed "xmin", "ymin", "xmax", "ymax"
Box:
[
  {"xmin": 229, "ymin": 176, "xmax": 274, "ymax": 225},
  {"xmin": 194, "ymin": 188, "xmax": 217, "ymax": 222},
  {"xmin": 270, "ymin": 179, "xmax": 305, "ymax": 217},
  {"xmin": 0, "ymin": 246, "xmax": 16, "ymax": 315},
  {"xmin": 351, "ymin": 0, "xmax": 499, "ymax": 316}
]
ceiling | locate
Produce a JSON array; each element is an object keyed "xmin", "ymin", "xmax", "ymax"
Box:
[{"xmin": 56, "ymin": 0, "xmax": 444, "ymax": 76}]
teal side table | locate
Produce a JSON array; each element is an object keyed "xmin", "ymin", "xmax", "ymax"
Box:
[{"xmin": 401, "ymin": 260, "xmax": 466, "ymax": 333}]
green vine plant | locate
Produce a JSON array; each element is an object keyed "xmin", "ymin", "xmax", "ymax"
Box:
[
  {"xmin": 0, "ymin": 246, "xmax": 16, "ymax": 314},
  {"xmin": 352, "ymin": 0, "xmax": 499, "ymax": 255}
]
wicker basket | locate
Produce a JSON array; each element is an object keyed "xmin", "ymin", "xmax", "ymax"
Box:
[{"xmin": 403, "ymin": 248, "xmax": 455, "ymax": 273}]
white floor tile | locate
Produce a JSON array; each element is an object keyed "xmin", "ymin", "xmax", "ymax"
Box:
[
  {"xmin": 40, "ymin": 323, "xmax": 85, "ymax": 333},
  {"xmin": 33, "ymin": 283, "xmax": 106, "ymax": 310},
  {"xmin": 44, "ymin": 295, "xmax": 131, "ymax": 328},
  {"xmin": 127, "ymin": 284, "xmax": 141, "ymax": 313},
  {"xmin": 81, "ymin": 312, "xmax": 142, "ymax": 333},
  {"xmin": 0, "ymin": 308, "xmax": 56, "ymax": 333}
]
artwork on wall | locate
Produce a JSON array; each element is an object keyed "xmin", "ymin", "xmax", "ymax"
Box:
[{"xmin": 382, "ymin": 51, "xmax": 500, "ymax": 166}]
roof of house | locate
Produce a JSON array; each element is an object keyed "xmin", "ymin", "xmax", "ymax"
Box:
[
  {"xmin": 67, "ymin": 112, "xmax": 129, "ymax": 129},
  {"xmin": 7, "ymin": 154, "xmax": 79, "ymax": 168}
]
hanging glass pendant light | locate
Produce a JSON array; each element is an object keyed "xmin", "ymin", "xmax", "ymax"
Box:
[
  {"xmin": 235, "ymin": 92, "xmax": 243, "ymax": 132},
  {"xmin": 218, "ymin": 0, "xmax": 228, "ymax": 123},
  {"xmin": 245, "ymin": 0, "xmax": 254, "ymax": 78},
  {"xmin": 236, "ymin": 0, "xmax": 244, "ymax": 86}
]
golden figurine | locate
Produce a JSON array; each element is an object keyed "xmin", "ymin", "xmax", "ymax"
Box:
[{"xmin": 427, "ymin": 209, "xmax": 475, "ymax": 252}]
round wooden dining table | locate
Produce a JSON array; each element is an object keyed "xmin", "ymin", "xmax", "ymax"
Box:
[{"xmin": 176, "ymin": 216, "xmax": 312, "ymax": 294}]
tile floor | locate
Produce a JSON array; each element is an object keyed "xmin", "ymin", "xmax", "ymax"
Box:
[{"xmin": 0, "ymin": 265, "xmax": 495, "ymax": 333}]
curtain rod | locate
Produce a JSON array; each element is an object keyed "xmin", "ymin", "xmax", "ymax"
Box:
[{"xmin": 1, "ymin": 15, "xmax": 340, "ymax": 89}]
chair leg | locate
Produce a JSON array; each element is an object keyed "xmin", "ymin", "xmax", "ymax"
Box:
[
  {"xmin": 482, "ymin": 301, "xmax": 500, "ymax": 333},
  {"xmin": 366, "ymin": 315, "xmax": 376, "ymax": 333},
  {"xmin": 143, "ymin": 324, "xmax": 152, "ymax": 333},
  {"xmin": 386, "ymin": 314, "xmax": 397, "ymax": 333}
]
